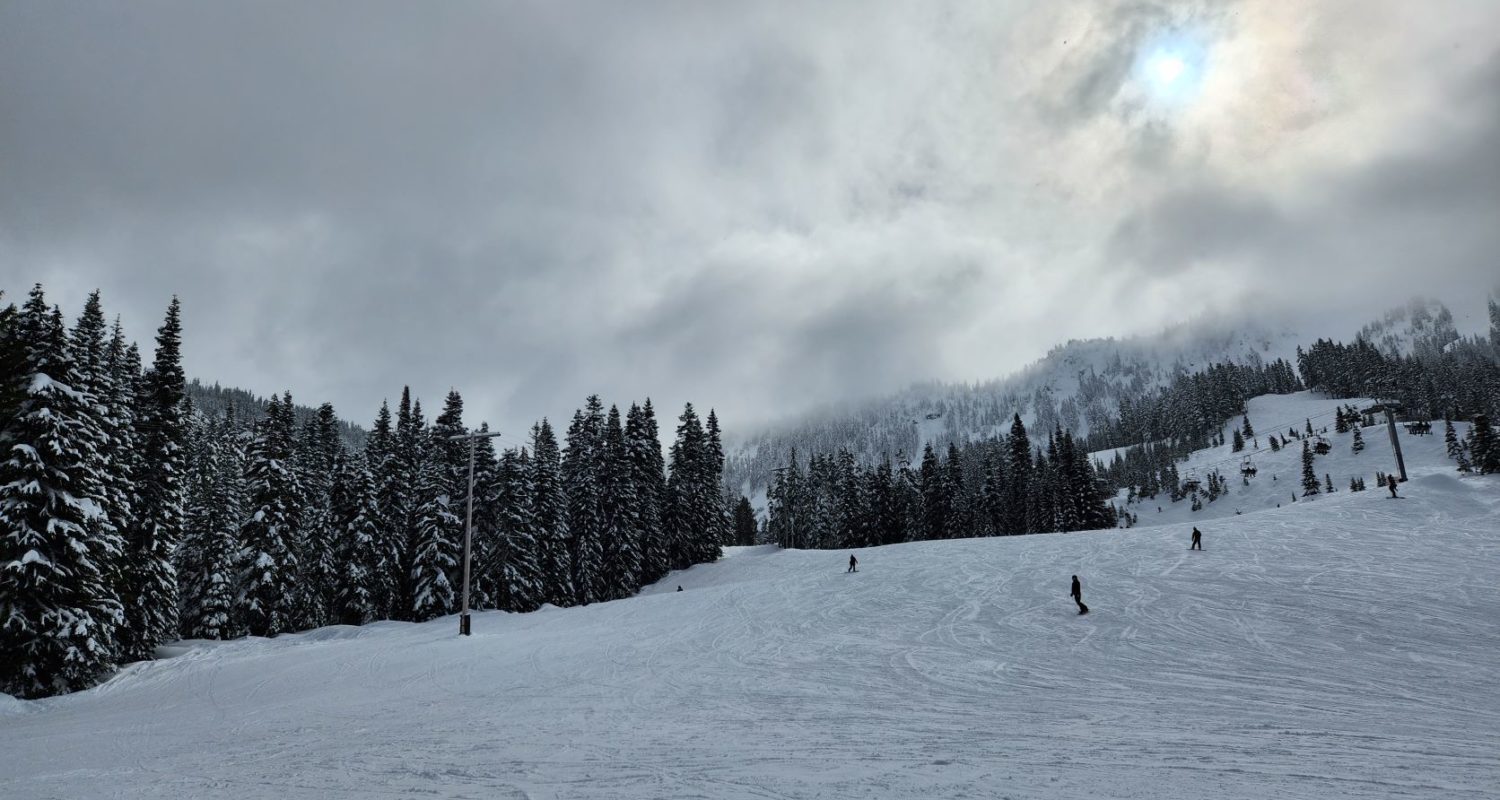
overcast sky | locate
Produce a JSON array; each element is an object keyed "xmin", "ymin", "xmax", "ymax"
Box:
[{"xmin": 3, "ymin": 1, "xmax": 1498, "ymax": 437}]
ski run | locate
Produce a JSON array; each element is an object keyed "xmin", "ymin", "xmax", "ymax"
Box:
[{"xmin": 3, "ymin": 391, "xmax": 1499, "ymax": 799}]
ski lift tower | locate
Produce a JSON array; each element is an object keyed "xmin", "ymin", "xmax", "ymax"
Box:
[
  {"xmin": 1363, "ymin": 401, "xmax": 1408, "ymax": 482},
  {"xmin": 448, "ymin": 428, "xmax": 505, "ymax": 636}
]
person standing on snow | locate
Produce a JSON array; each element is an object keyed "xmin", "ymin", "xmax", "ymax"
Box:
[
  {"xmin": 1190, "ymin": 527, "xmax": 1203, "ymax": 550},
  {"xmin": 1070, "ymin": 575, "xmax": 1088, "ymax": 614},
  {"xmin": 847, "ymin": 554, "xmax": 858, "ymax": 573},
  {"xmin": 1387, "ymin": 474, "xmax": 1399, "ymax": 498}
]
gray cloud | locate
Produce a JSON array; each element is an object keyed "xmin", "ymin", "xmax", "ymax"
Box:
[
  {"xmin": 1109, "ymin": 52, "xmax": 1500, "ymax": 324},
  {"xmin": 2, "ymin": 1, "xmax": 1498, "ymax": 437}
]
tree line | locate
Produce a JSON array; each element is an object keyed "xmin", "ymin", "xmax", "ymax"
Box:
[
  {"xmin": 0, "ymin": 285, "xmax": 729, "ymax": 699},
  {"xmin": 765, "ymin": 415, "xmax": 1115, "ymax": 549}
]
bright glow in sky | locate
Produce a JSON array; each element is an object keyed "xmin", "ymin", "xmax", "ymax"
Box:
[
  {"xmin": 1149, "ymin": 53, "xmax": 1186, "ymax": 87},
  {"xmin": 1136, "ymin": 34, "xmax": 1209, "ymax": 105}
]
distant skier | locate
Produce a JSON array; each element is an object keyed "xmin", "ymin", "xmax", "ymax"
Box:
[
  {"xmin": 677, "ymin": 586, "xmax": 683, "ymax": 592},
  {"xmin": 1190, "ymin": 527, "xmax": 1202, "ymax": 550},
  {"xmin": 1387, "ymin": 474, "xmax": 1399, "ymax": 499},
  {"xmin": 1070, "ymin": 575, "xmax": 1088, "ymax": 615},
  {"xmin": 847, "ymin": 554, "xmax": 858, "ymax": 573}
]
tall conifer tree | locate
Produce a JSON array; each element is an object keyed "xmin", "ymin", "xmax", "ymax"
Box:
[
  {"xmin": 120, "ymin": 297, "xmax": 186, "ymax": 661},
  {"xmin": 563, "ymin": 399, "xmax": 606, "ymax": 604},
  {"xmin": 492, "ymin": 448, "xmax": 543, "ymax": 612},
  {"xmin": 1300, "ymin": 440, "xmax": 1321, "ymax": 496},
  {"xmin": 529, "ymin": 419, "xmax": 573, "ymax": 606},
  {"xmin": 237, "ymin": 395, "xmax": 301, "ymax": 636}
]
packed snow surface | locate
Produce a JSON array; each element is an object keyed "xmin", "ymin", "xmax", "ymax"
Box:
[{"xmin": 4, "ymin": 405, "xmax": 1499, "ymax": 799}]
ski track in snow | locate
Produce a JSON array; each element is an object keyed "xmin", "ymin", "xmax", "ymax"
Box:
[{"xmin": 4, "ymin": 399, "xmax": 1500, "ymax": 799}]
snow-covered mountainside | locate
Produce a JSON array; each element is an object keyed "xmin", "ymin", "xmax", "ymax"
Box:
[
  {"xmin": 1356, "ymin": 297, "xmax": 1462, "ymax": 360},
  {"xmin": 1108, "ymin": 390, "xmax": 1461, "ymax": 528},
  {"xmin": 726, "ymin": 313, "xmax": 1301, "ymax": 502},
  {"xmin": 725, "ymin": 299, "xmax": 1468, "ymax": 505},
  {"xmin": 4, "ymin": 393, "xmax": 1497, "ymax": 799}
]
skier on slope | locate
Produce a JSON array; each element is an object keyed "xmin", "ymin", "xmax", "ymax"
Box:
[
  {"xmin": 1387, "ymin": 474, "xmax": 1399, "ymax": 498},
  {"xmin": 1070, "ymin": 575, "xmax": 1088, "ymax": 614},
  {"xmin": 1190, "ymin": 527, "xmax": 1202, "ymax": 550},
  {"xmin": 847, "ymin": 554, "xmax": 858, "ymax": 573}
]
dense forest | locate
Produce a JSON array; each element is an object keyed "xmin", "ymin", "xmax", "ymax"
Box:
[
  {"xmin": 764, "ymin": 417, "xmax": 1116, "ymax": 549},
  {"xmin": 0, "ymin": 285, "xmax": 730, "ymax": 699}
]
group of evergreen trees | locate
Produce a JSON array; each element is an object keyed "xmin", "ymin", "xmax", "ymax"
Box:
[
  {"xmin": 1296, "ymin": 336, "xmax": 1499, "ymax": 424},
  {"xmin": 1092, "ymin": 359, "xmax": 1302, "ymax": 501},
  {"xmin": 1082, "ymin": 359, "xmax": 1301, "ymax": 454},
  {"xmin": 0, "ymin": 285, "xmax": 729, "ymax": 698},
  {"xmin": 0, "ymin": 286, "xmax": 186, "ymax": 698},
  {"xmin": 765, "ymin": 415, "xmax": 1113, "ymax": 548}
]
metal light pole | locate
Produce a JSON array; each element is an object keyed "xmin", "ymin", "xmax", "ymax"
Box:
[{"xmin": 450, "ymin": 429, "xmax": 504, "ymax": 636}]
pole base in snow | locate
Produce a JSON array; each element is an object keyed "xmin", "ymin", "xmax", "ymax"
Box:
[{"xmin": 459, "ymin": 614, "xmax": 471, "ymax": 636}]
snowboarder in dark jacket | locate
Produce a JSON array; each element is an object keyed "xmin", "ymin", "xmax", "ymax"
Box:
[
  {"xmin": 847, "ymin": 554, "xmax": 858, "ymax": 573},
  {"xmin": 1070, "ymin": 575, "xmax": 1088, "ymax": 614},
  {"xmin": 1387, "ymin": 474, "xmax": 1399, "ymax": 498},
  {"xmin": 1190, "ymin": 527, "xmax": 1202, "ymax": 550}
]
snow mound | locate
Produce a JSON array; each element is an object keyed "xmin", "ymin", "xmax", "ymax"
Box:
[
  {"xmin": 1414, "ymin": 472, "xmax": 1467, "ymax": 493},
  {"xmin": 0, "ymin": 694, "xmax": 32, "ymax": 718}
]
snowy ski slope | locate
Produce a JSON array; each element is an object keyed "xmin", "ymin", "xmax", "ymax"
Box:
[
  {"xmin": 3, "ymin": 398, "xmax": 1499, "ymax": 799},
  {"xmin": 1110, "ymin": 391, "xmax": 1468, "ymax": 529}
]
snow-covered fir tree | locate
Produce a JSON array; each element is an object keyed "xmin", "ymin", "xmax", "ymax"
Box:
[
  {"xmin": 1471, "ymin": 414, "xmax": 1497, "ymax": 474},
  {"xmin": 237, "ymin": 394, "xmax": 302, "ymax": 637},
  {"xmin": 119, "ymin": 297, "xmax": 186, "ymax": 662},
  {"xmin": 491, "ymin": 447, "xmax": 542, "ymax": 612},
  {"xmin": 295, "ymin": 401, "xmax": 344, "ymax": 629},
  {"xmin": 0, "ymin": 287, "xmax": 124, "ymax": 697},
  {"xmin": 1005, "ymin": 415, "xmax": 1031, "ymax": 535},
  {"xmin": 627, "ymin": 401, "xmax": 670, "ymax": 585},
  {"xmin": 186, "ymin": 407, "xmax": 244, "ymax": 640},
  {"xmin": 732, "ymin": 496, "xmax": 756, "ymax": 547},
  {"xmin": 1300, "ymin": 440, "xmax": 1320, "ymax": 496},
  {"xmin": 666, "ymin": 403, "xmax": 723, "ymax": 567},
  {"xmin": 366, "ymin": 399, "xmax": 401, "ymax": 617},
  {"xmin": 429, "ymin": 390, "xmax": 469, "ymax": 603},
  {"xmin": 332, "ymin": 451, "xmax": 383, "ymax": 626},
  {"xmin": 529, "ymin": 419, "xmax": 573, "ymax": 607},
  {"xmin": 408, "ymin": 448, "xmax": 458, "ymax": 622},
  {"xmin": 600, "ymin": 405, "xmax": 641, "ymax": 601},
  {"xmin": 563, "ymin": 398, "xmax": 606, "ymax": 605},
  {"xmin": 466, "ymin": 423, "xmax": 500, "ymax": 610}
]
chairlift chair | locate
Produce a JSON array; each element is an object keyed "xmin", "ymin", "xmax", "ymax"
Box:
[
  {"xmin": 1313, "ymin": 435, "xmax": 1331, "ymax": 455},
  {"xmin": 1240, "ymin": 456, "xmax": 1257, "ymax": 477},
  {"xmin": 1182, "ymin": 470, "xmax": 1202, "ymax": 492}
]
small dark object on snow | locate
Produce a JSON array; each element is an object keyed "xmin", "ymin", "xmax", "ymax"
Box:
[
  {"xmin": 1070, "ymin": 575, "xmax": 1088, "ymax": 614},
  {"xmin": 1387, "ymin": 474, "xmax": 1399, "ymax": 499},
  {"xmin": 847, "ymin": 554, "xmax": 858, "ymax": 573},
  {"xmin": 677, "ymin": 586, "xmax": 683, "ymax": 592}
]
